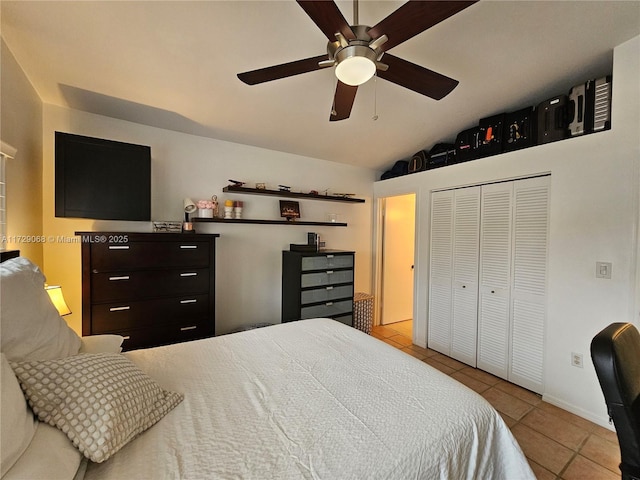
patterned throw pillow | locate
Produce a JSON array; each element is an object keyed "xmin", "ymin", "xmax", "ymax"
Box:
[{"xmin": 10, "ymin": 353, "xmax": 183, "ymax": 463}]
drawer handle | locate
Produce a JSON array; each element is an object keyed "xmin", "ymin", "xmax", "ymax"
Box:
[
  {"xmin": 326, "ymin": 302, "xmax": 334, "ymax": 306},
  {"xmin": 109, "ymin": 276, "xmax": 130, "ymax": 281},
  {"xmin": 180, "ymin": 326, "xmax": 197, "ymax": 331},
  {"xmin": 180, "ymin": 245, "xmax": 198, "ymax": 249},
  {"xmin": 109, "ymin": 306, "xmax": 131, "ymax": 312},
  {"xmin": 122, "ymin": 336, "xmax": 131, "ymax": 340},
  {"xmin": 180, "ymin": 299, "xmax": 197, "ymax": 304},
  {"xmin": 108, "ymin": 246, "xmax": 130, "ymax": 250},
  {"xmin": 326, "ymin": 255, "xmax": 334, "ymax": 259},
  {"xmin": 326, "ymin": 286, "xmax": 334, "ymax": 290},
  {"xmin": 180, "ymin": 272, "xmax": 198, "ymax": 277},
  {"xmin": 326, "ymin": 270, "xmax": 334, "ymax": 274}
]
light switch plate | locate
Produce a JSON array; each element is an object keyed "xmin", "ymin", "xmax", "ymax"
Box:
[{"xmin": 596, "ymin": 261, "xmax": 612, "ymax": 279}]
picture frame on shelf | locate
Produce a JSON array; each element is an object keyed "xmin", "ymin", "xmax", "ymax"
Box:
[{"xmin": 280, "ymin": 200, "xmax": 300, "ymax": 221}]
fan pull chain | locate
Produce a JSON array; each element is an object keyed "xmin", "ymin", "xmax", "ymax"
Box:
[{"xmin": 372, "ymin": 74, "xmax": 379, "ymax": 121}]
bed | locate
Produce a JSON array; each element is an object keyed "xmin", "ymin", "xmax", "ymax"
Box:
[{"xmin": 1, "ymin": 257, "xmax": 534, "ymax": 479}]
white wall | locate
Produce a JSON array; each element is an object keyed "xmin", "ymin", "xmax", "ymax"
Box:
[
  {"xmin": 1, "ymin": 40, "xmax": 44, "ymax": 265},
  {"xmin": 41, "ymin": 105, "xmax": 377, "ymax": 335},
  {"xmin": 373, "ymin": 35, "xmax": 640, "ymax": 428}
]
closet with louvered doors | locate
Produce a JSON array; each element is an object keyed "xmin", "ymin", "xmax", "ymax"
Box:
[{"xmin": 428, "ymin": 175, "xmax": 550, "ymax": 394}]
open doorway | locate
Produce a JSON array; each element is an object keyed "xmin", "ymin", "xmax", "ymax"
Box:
[{"xmin": 378, "ymin": 194, "xmax": 416, "ymax": 331}]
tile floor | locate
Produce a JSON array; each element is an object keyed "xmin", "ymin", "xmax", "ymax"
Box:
[{"xmin": 371, "ymin": 320, "xmax": 621, "ymax": 480}]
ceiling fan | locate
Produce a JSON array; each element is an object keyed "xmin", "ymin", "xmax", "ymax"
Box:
[{"xmin": 237, "ymin": 0, "xmax": 477, "ymax": 121}]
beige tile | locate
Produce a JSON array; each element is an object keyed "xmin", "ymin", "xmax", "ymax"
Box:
[
  {"xmin": 561, "ymin": 455, "xmax": 619, "ymax": 480},
  {"xmin": 382, "ymin": 337, "xmax": 404, "ymax": 349},
  {"xmin": 528, "ymin": 460, "xmax": 556, "ymax": 480},
  {"xmin": 400, "ymin": 347, "xmax": 426, "ymax": 360},
  {"xmin": 589, "ymin": 422, "xmax": 619, "ymax": 445},
  {"xmin": 388, "ymin": 334, "xmax": 413, "ymax": 347},
  {"xmin": 450, "ymin": 371, "xmax": 491, "ymax": 394},
  {"xmin": 511, "ymin": 423, "xmax": 574, "ymax": 475},
  {"xmin": 482, "ymin": 388, "xmax": 534, "ymax": 421},
  {"xmin": 458, "ymin": 366, "xmax": 502, "ymax": 386},
  {"xmin": 370, "ymin": 325, "xmax": 400, "ymax": 338},
  {"xmin": 520, "ymin": 408, "xmax": 589, "ymax": 451},
  {"xmin": 430, "ymin": 352, "xmax": 467, "ymax": 370},
  {"xmin": 388, "ymin": 320, "xmax": 413, "ymax": 337},
  {"xmin": 494, "ymin": 380, "xmax": 542, "ymax": 406},
  {"xmin": 499, "ymin": 412, "xmax": 517, "ymax": 428},
  {"xmin": 579, "ymin": 434, "xmax": 620, "ymax": 473},
  {"xmin": 405, "ymin": 344, "xmax": 437, "ymax": 357},
  {"xmin": 537, "ymin": 402, "xmax": 595, "ymax": 432},
  {"xmin": 422, "ymin": 357, "xmax": 456, "ymax": 375}
]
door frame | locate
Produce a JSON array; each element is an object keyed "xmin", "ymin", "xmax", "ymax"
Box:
[{"xmin": 373, "ymin": 193, "xmax": 417, "ymax": 330}]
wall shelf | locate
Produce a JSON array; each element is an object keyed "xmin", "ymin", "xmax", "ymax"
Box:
[
  {"xmin": 192, "ymin": 218, "xmax": 347, "ymax": 227},
  {"xmin": 222, "ymin": 185, "xmax": 365, "ymax": 203}
]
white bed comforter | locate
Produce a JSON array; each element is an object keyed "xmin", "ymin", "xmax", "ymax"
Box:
[{"xmin": 85, "ymin": 319, "xmax": 534, "ymax": 480}]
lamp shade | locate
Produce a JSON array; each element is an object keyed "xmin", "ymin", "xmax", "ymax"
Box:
[
  {"xmin": 334, "ymin": 45, "xmax": 377, "ymax": 86},
  {"xmin": 45, "ymin": 285, "xmax": 72, "ymax": 316}
]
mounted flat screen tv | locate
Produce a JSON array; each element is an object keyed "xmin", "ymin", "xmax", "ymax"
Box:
[{"xmin": 55, "ymin": 132, "xmax": 151, "ymax": 221}]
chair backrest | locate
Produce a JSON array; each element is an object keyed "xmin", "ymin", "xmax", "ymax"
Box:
[{"xmin": 591, "ymin": 322, "xmax": 640, "ymax": 479}]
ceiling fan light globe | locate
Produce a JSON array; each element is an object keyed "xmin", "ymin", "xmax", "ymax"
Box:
[{"xmin": 335, "ymin": 56, "xmax": 376, "ymax": 86}]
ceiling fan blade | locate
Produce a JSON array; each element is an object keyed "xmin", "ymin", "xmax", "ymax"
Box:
[
  {"xmin": 368, "ymin": 1, "xmax": 477, "ymax": 51},
  {"xmin": 330, "ymin": 81, "xmax": 358, "ymax": 122},
  {"xmin": 296, "ymin": 0, "xmax": 356, "ymax": 42},
  {"xmin": 237, "ymin": 55, "xmax": 328, "ymax": 85},
  {"xmin": 376, "ymin": 54, "xmax": 459, "ymax": 100}
]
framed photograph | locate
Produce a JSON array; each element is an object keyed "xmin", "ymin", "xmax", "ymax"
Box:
[{"xmin": 280, "ymin": 200, "xmax": 300, "ymax": 221}]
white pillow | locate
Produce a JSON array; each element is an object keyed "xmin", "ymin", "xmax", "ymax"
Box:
[
  {"xmin": 11, "ymin": 353, "xmax": 184, "ymax": 463},
  {"xmin": 2, "ymin": 422, "xmax": 82, "ymax": 480},
  {"xmin": 79, "ymin": 335, "xmax": 124, "ymax": 354},
  {"xmin": 0, "ymin": 257, "xmax": 81, "ymax": 362},
  {"xmin": 0, "ymin": 353, "xmax": 37, "ymax": 477}
]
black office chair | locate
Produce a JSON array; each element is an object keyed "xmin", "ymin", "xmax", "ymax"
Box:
[{"xmin": 591, "ymin": 322, "xmax": 640, "ymax": 480}]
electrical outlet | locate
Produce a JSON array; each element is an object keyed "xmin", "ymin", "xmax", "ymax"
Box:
[
  {"xmin": 596, "ymin": 261, "xmax": 612, "ymax": 279},
  {"xmin": 571, "ymin": 352, "xmax": 584, "ymax": 368}
]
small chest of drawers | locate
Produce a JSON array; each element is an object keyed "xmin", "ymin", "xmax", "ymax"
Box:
[
  {"xmin": 282, "ymin": 250, "xmax": 355, "ymax": 326},
  {"xmin": 77, "ymin": 232, "xmax": 219, "ymax": 350}
]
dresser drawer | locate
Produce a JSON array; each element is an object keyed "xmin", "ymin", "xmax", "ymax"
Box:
[
  {"xmin": 333, "ymin": 314, "xmax": 353, "ymax": 327},
  {"xmin": 91, "ymin": 241, "xmax": 210, "ymax": 271},
  {"xmin": 91, "ymin": 294, "xmax": 209, "ymax": 333},
  {"xmin": 301, "ymin": 269, "xmax": 353, "ymax": 288},
  {"xmin": 301, "ymin": 285, "xmax": 353, "ymax": 305},
  {"xmin": 301, "ymin": 254, "xmax": 353, "ymax": 272},
  {"xmin": 91, "ymin": 268, "xmax": 209, "ymax": 302},
  {"xmin": 115, "ymin": 319, "xmax": 212, "ymax": 351},
  {"xmin": 301, "ymin": 299, "xmax": 353, "ymax": 319}
]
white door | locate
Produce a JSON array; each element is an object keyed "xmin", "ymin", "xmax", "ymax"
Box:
[
  {"xmin": 509, "ymin": 176, "xmax": 549, "ymax": 393},
  {"xmin": 428, "ymin": 190, "xmax": 454, "ymax": 354},
  {"xmin": 380, "ymin": 194, "xmax": 415, "ymax": 325},
  {"xmin": 450, "ymin": 187, "xmax": 481, "ymax": 366},
  {"xmin": 477, "ymin": 182, "xmax": 514, "ymax": 379}
]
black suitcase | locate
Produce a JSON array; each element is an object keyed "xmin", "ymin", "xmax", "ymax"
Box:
[
  {"xmin": 428, "ymin": 143, "xmax": 456, "ymax": 169},
  {"xmin": 380, "ymin": 160, "xmax": 409, "ymax": 180},
  {"xmin": 503, "ymin": 107, "xmax": 535, "ymax": 151},
  {"xmin": 408, "ymin": 150, "xmax": 429, "ymax": 173},
  {"xmin": 536, "ymin": 95, "xmax": 569, "ymax": 144},
  {"xmin": 455, "ymin": 127, "xmax": 481, "ymax": 162},
  {"xmin": 477, "ymin": 114, "xmax": 505, "ymax": 157}
]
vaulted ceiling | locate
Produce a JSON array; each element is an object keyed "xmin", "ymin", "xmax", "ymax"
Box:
[{"xmin": 2, "ymin": 1, "xmax": 639, "ymax": 171}]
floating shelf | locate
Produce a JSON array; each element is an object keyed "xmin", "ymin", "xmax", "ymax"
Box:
[
  {"xmin": 222, "ymin": 185, "xmax": 365, "ymax": 203},
  {"xmin": 192, "ymin": 218, "xmax": 347, "ymax": 227}
]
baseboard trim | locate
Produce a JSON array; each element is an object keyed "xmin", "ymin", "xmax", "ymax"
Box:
[{"xmin": 541, "ymin": 393, "xmax": 614, "ymax": 431}]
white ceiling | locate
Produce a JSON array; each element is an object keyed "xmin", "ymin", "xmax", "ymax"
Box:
[{"xmin": 2, "ymin": 1, "xmax": 639, "ymax": 172}]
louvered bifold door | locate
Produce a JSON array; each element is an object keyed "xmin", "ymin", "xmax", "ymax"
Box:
[
  {"xmin": 477, "ymin": 182, "xmax": 513, "ymax": 379},
  {"xmin": 509, "ymin": 176, "xmax": 549, "ymax": 394},
  {"xmin": 428, "ymin": 190, "xmax": 454, "ymax": 355},
  {"xmin": 450, "ymin": 187, "xmax": 480, "ymax": 366}
]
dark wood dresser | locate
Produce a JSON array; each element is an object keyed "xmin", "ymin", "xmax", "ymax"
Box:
[
  {"xmin": 282, "ymin": 250, "xmax": 354, "ymax": 326},
  {"xmin": 76, "ymin": 232, "xmax": 219, "ymax": 350}
]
